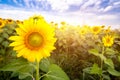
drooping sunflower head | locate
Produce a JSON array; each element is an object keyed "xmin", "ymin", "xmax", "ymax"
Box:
[
  {"xmin": 91, "ymin": 26, "xmax": 102, "ymax": 35},
  {"xmin": 15, "ymin": 20, "xmax": 23, "ymax": 24},
  {"xmin": 6, "ymin": 19, "xmax": 13, "ymax": 24},
  {"xmin": 9, "ymin": 15, "xmax": 57, "ymax": 62},
  {"xmin": 102, "ymin": 35, "xmax": 114, "ymax": 47}
]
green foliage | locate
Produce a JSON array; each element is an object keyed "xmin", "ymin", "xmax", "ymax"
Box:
[
  {"xmin": 43, "ymin": 64, "xmax": 70, "ymax": 80},
  {"xmin": 0, "ymin": 58, "xmax": 70, "ymax": 80},
  {"xmin": 39, "ymin": 58, "xmax": 50, "ymax": 72},
  {"xmin": 89, "ymin": 49, "xmax": 106, "ymax": 60},
  {"xmin": 107, "ymin": 67, "xmax": 120, "ymax": 76},
  {"xmin": 1, "ymin": 20, "xmax": 120, "ymax": 80},
  {"xmin": 90, "ymin": 63, "xmax": 102, "ymax": 75},
  {"xmin": 0, "ymin": 58, "xmax": 34, "ymax": 79},
  {"xmin": 118, "ymin": 56, "xmax": 120, "ymax": 62},
  {"xmin": 104, "ymin": 59, "xmax": 114, "ymax": 69},
  {"xmin": 0, "ymin": 23, "xmax": 18, "ymax": 80},
  {"xmin": 39, "ymin": 58, "xmax": 70, "ymax": 80},
  {"xmin": 105, "ymin": 48, "xmax": 116, "ymax": 55}
]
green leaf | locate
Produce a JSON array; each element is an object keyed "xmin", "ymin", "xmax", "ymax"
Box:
[
  {"xmin": 104, "ymin": 59, "xmax": 114, "ymax": 69},
  {"xmin": 102, "ymin": 74, "xmax": 110, "ymax": 80},
  {"xmin": 90, "ymin": 63, "xmax": 102, "ymax": 75},
  {"xmin": 6, "ymin": 30, "xmax": 13, "ymax": 34},
  {"xmin": 39, "ymin": 58, "xmax": 50, "ymax": 72},
  {"xmin": 118, "ymin": 56, "xmax": 120, "ymax": 62},
  {"xmin": 43, "ymin": 64, "xmax": 70, "ymax": 80},
  {"xmin": 2, "ymin": 33, "xmax": 9, "ymax": 39},
  {"xmin": 18, "ymin": 73, "xmax": 32, "ymax": 79},
  {"xmin": 105, "ymin": 48, "xmax": 115, "ymax": 55},
  {"xmin": 83, "ymin": 67, "xmax": 91, "ymax": 74},
  {"xmin": 88, "ymin": 49, "xmax": 99, "ymax": 56},
  {"xmin": 89, "ymin": 49, "xmax": 106, "ymax": 60},
  {"xmin": 0, "ymin": 49, "xmax": 5, "ymax": 55},
  {"xmin": 107, "ymin": 67, "xmax": 120, "ymax": 76},
  {"xmin": 11, "ymin": 72, "xmax": 19, "ymax": 78},
  {"xmin": 0, "ymin": 37, "xmax": 4, "ymax": 43},
  {"xmin": 0, "ymin": 58, "xmax": 28, "ymax": 71},
  {"xmin": 2, "ymin": 41, "xmax": 9, "ymax": 47},
  {"xmin": 99, "ymin": 54, "xmax": 106, "ymax": 61},
  {"xmin": 11, "ymin": 72, "xmax": 33, "ymax": 80},
  {"xmin": 0, "ymin": 58, "xmax": 34, "ymax": 79}
]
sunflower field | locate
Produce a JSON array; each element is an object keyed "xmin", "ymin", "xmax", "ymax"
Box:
[{"xmin": 0, "ymin": 15, "xmax": 120, "ymax": 80}]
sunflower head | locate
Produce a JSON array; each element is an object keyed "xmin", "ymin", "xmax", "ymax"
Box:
[
  {"xmin": 91, "ymin": 26, "xmax": 102, "ymax": 35},
  {"xmin": 6, "ymin": 19, "xmax": 13, "ymax": 24},
  {"xmin": 0, "ymin": 19, "xmax": 5, "ymax": 28},
  {"xmin": 9, "ymin": 15, "xmax": 56, "ymax": 62},
  {"xmin": 79, "ymin": 27, "xmax": 87, "ymax": 35},
  {"xmin": 78, "ymin": 25, "xmax": 90, "ymax": 35},
  {"xmin": 16, "ymin": 20, "xmax": 23, "ymax": 24},
  {"xmin": 61, "ymin": 21, "xmax": 66, "ymax": 25},
  {"xmin": 104, "ymin": 26, "xmax": 111, "ymax": 34},
  {"xmin": 102, "ymin": 35, "xmax": 114, "ymax": 47}
]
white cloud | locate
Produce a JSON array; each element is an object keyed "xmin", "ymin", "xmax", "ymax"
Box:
[
  {"xmin": 23, "ymin": 0, "xmax": 30, "ymax": 8},
  {"xmin": 81, "ymin": 0, "xmax": 97, "ymax": 9},
  {"xmin": 103, "ymin": 6, "xmax": 113, "ymax": 12},
  {"xmin": 47, "ymin": 0, "xmax": 69, "ymax": 12},
  {"xmin": 10, "ymin": 0, "xmax": 118, "ymax": 13},
  {"xmin": 66, "ymin": 0, "xmax": 84, "ymax": 5},
  {"xmin": 0, "ymin": 0, "xmax": 120, "ymax": 29},
  {"xmin": 13, "ymin": 0, "xmax": 18, "ymax": 4},
  {"xmin": 46, "ymin": 0, "xmax": 85, "ymax": 12},
  {"xmin": 1, "ymin": 9, "xmax": 119, "ymax": 28},
  {"xmin": 0, "ymin": 9, "xmax": 34, "ymax": 20},
  {"xmin": 113, "ymin": 1, "xmax": 120, "ymax": 5}
]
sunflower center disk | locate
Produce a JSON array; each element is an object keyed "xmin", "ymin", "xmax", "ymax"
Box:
[
  {"xmin": 93, "ymin": 28, "xmax": 98, "ymax": 32},
  {"xmin": 28, "ymin": 32, "xmax": 43, "ymax": 48},
  {"xmin": 106, "ymin": 38, "xmax": 110, "ymax": 43},
  {"xmin": 0, "ymin": 22, "xmax": 2, "ymax": 25}
]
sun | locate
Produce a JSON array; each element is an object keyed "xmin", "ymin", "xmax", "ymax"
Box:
[{"xmin": 9, "ymin": 15, "xmax": 57, "ymax": 62}]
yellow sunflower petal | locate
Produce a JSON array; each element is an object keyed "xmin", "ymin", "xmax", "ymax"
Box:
[
  {"xmin": 9, "ymin": 41, "xmax": 24, "ymax": 46},
  {"xmin": 17, "ymin": 48, "xmax": 28, "ymax": 57},
  {"xmin": 102, "ymin": 35, "xmax": 114, "ymax": 47},
  {"xmin": 13, "ymin": 45, "xmax": 25, "ymax": 51},
  {"xmin": 16, "ymin": 28, "xmax": 25, "ymax": 36},
  {"xmin": 9, "ymin": 36, "xmax": 23, "ymax": 41}
]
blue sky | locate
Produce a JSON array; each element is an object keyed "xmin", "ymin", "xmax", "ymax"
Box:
[{"xmin": 0, "ymin": 0, "xmax": 120, "ymax": 28}]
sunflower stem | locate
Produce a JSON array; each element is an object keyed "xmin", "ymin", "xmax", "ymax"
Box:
[
  {"xmin": 36, "ymin": 61, "xmax": 39, "ymax": 80},
  {"xmin": 100, "ymin": 46, "xmax": 105, "ymax": 80}
]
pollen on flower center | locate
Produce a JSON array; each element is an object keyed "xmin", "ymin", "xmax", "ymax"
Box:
[{"xmin": 25, "ymin": 32, "xmax": 43, "ymax": 50}]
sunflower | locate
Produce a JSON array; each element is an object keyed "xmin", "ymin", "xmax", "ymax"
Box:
[
  {"xmin": 104, "ymin": 26, "xmax": 111, "ymax": 34},
  {"xmin": 15, "ymin": 20, "xmax": 23, "ymax": 24},
  {"xmin": 0, "ymin": 19, "xmax": 5, "ymax": 28},
  {"xmin": 102, "ymin": 35, "xmax": 114, "ymax": 47},
  {"xmin": 6, "ymin": 19, "xmax": 13, "ymax": 24},
  {"xmin": 61, "ymin": 21, "xmax": 66, "ymax": 25},
  {"xmin": 91, "ymin": 26, "xmax": 102, "ymax": 35},
  {"xmin": 79, "ymin": 28, "xmax": 86, "ymax": 35},
  {"xmin": 78, "ymin": 25, "xmax": 90, "ymax": 35},
  {"xmin": 9, "ymin": 15, "xmax": 56, "ymax": 62}
]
